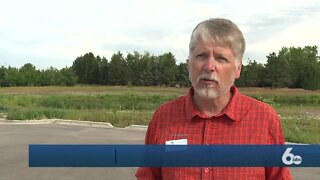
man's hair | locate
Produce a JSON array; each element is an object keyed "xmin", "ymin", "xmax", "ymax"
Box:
[{"xmin": 189, "ymin": 18, "xmax": 246, "ymax": 61}]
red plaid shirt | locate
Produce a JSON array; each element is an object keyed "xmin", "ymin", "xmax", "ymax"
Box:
[{"xmin": 136, "ymin": 86, "xmax": 292, "ymax": 180}]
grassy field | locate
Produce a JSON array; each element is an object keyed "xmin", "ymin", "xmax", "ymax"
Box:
[{"xmin": 0, "ymin": 85, "xmax": 319, "ymax": 144}]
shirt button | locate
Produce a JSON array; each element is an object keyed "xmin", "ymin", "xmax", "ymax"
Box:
[
  {"xmin": 207, "ymin": 120, "xmax": 212, "ymax": 124},
  {"xmin": 204, "ymin": 168, "xmax": 210, "ymax": 173}
]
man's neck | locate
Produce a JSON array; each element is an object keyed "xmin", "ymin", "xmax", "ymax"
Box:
[{"xmin": 193, "ymin": 90, "xmax": 232, "ymax": 117}]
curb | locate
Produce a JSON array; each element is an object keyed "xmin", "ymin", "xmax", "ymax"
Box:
[
  {"xmin": 0, "ymin": 119, "xmax": 149, "ymax": 129},
  {"xmin": 0, "ymin": 119, "xmax": 54, "ymax": 124},
  {"xmin": 0, "ymin": 119, "xmax": 114, "ymax": 128},
  {"xmin": 52, "ymin": 119, "xmax": 114, "ymax": 128},
  {"xmin": 125, "ymin": 125, "xmax": 148, "ymax": 129}
]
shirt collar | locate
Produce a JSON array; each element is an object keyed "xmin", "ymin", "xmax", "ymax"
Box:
[{"xmin": 185, "ymin": 85, "xmax": 242, "ymax": 122}]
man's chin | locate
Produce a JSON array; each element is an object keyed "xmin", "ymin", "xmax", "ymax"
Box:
[{"xmin": 194, "ymin": 88, "xmax": 219, "ymax": 99}]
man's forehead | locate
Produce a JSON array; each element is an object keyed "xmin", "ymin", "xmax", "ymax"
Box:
[{"xmin": 192, "ymin": 41, "xmax": 234, "ymax": 54}]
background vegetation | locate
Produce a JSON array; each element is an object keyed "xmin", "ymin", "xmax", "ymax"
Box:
[
  {"xmin": 0, "ymin": 46, "xmax": 319, "ymax": 90},
  {"xmin": 0, "ymin": 46, "xmax": 319, "ymax": 144},
  {"xmin": 0, "ymin": 86, "xmax": 319, "ymax": 144}
]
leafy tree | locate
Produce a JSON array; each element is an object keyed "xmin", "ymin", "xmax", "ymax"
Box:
[
  {"xmin": 264, "ymin": 51, "xmax": 291, "ymax": 88},
  {"xmin": 39, "ymin": 67, "xmax": 59, "ymax": 86},
  {"xmin": 176, "ymin": 61, "xmax": 190, "ymax": 87},
  {"xmin": 108, "ymin": 51, "xmax": 128, "ymax": 85},
  {"xmin": 158, "ymin": 52, "xmax": 177, "ymax": 86},
  {"xmin": 59, "ymin": 67, "xmax": 78, "ymax": 86},
  {"xmin": 0, "ymin": 66, "xmax": 8, "ymax": 86},
  {"xmin": 99, "ymin": 57, "xmax": 109, "ymax": 85},
  {"xmin": 286, "ymin": 46, "xmax": 320, "ymax": 90},
  {"xmin": 140, "ymin": 54, "xmax": 160, "ymax": 86},
  {"xmin": 19, "ymin": 63, "xmax": 40, "ymax": 86},
  {"xmin": 126, "ymin": 51, "xmax": 142, "ymax": 86},
  {"xmin": 72, "ymin": 52, "xmax": 100, "ymax": 84},
  {"xmin": 4, "ymin": 67, "xmax": 23, "ymax": 86},
  {"xmin": 237, "ymin": 60, "xmax": 265, "ymax": 87}
]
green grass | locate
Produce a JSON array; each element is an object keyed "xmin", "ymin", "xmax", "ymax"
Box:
[
  {"xmin": 0, "ymin": 93, "xmax": 176, "ymax": 111},
  {"xmin": 0, "ymin": 86, "xmax": 319, "ymax": 143},
  {"xmin": 0, "ymin": 85, "xmax": 188, "ymax": 96},
  {"xmin": 6, "ymin": 108, "xmax": 66, "ymax": 120},
  {"xmin": 5, "ymin": 108, "xmax": 153, "ymax": 128},
  {"xmin": 282, "ymin": 118, "xmax": 320, "ymax": 144},
  {"xmin": 251, "ymin": 94, "xmax": 320, "ymax": 106},
  {"xmin": 37, "ymin": 94, "xmax": 176, "ymax": 110},
  {"xmin": 0, "ymin": 92, "xmax": 167, "ymax": 128}
]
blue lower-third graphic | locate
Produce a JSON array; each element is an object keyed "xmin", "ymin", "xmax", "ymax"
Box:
[{"xmin": 29, "ymin": 144, "xmax": 320, "ymax": 167}]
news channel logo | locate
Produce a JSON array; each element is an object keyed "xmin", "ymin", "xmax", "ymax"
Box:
[{"xmin": 282, "ymin": 147, "xmax": 302, "ymax": 165}]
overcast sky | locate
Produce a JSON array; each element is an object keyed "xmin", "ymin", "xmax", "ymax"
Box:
[{"xmin": 0, "ymin": 0, "xmax": 319, "ymax": 69}]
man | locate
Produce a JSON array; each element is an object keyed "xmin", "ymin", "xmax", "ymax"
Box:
[{"xmin": 136, "ymin": 18, "xmax": 292, "ymax": 179}]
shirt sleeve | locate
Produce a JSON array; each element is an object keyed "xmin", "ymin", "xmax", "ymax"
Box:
[
  {"xmin": 265, "ymin": 113, "xmax": 292, "ymax": 180},
  {"xmin": 135, "ymin": 110, "xmax": 162, "ymax": 180}
]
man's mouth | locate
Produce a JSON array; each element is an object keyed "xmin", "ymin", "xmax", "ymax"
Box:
[{"xmin": 200, "ymin": 78, "xmax": 218, "ymax": 85}]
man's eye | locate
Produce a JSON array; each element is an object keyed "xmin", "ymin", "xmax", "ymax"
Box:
[
  {"xmin": 196, "ymin": 54, "xmax": 208, "ymax": 59},
  {"xmin": 216, "ymin": 56, "xmax": 228, "ymax": 62}
]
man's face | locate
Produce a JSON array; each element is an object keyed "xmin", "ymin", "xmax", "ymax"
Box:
[{"xmin": 188, "ymin": 41, "xmax": 242, "ymax": 99}]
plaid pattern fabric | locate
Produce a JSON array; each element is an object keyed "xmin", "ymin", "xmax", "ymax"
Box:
[{"xmin": 136, "ymin": 86, "xmax": 292, "ymax": 180}]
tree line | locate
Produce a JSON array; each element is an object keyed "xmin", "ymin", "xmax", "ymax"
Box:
[
  {"xmin": 0, "ymin": 46, "xmax": 319, "ymax": 90},
  {"xmin": 72, "ymin": 51, "xmax": 189, "ymax": 87},
  {"xmin": 237, "ymin": 46, "xmax": 320, "ymax": 90},
  {"xmin": 0, "ymin": 64, "xmax": 77, "ymax": 86}
]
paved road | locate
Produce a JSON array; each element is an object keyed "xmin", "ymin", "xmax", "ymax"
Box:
[{"xmin": 0, "ymin": 123, "xmax": 319, "ymax": 180}]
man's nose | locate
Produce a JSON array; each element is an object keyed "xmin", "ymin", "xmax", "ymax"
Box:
[{"xmin": 204, "ymin": 56, "xmax": 216, "ymax": 72}]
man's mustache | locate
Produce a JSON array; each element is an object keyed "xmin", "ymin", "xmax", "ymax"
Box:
[{"xmin": 197, "ymin": 74, "xmax": 219, "ymax": 83}]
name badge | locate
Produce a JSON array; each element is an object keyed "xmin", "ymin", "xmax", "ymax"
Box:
[{"xmin": 165, "ymin": 138, "xmax": 188, "ymax": 145}]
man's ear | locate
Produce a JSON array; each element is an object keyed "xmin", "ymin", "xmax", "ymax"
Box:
[{"xmin": 235, "ymin": 60, "xmax": 242, "ymax": 79}]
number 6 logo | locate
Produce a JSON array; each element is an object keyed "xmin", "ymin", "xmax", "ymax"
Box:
[{"xmin": 282, "ymin": 148, "xmax": 302, "ymax": 165}]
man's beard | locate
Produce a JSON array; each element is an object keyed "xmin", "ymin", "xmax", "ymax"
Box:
[{"xmin": 189, "ymin": 72, "xmax": 234, "ymax": 99}]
